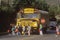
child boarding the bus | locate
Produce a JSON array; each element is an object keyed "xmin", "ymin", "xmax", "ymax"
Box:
[{"xmin": 39, "ymin": 24, "xmax": 43, "ymax": 35}]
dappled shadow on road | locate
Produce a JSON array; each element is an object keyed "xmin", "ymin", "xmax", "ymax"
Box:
[
  {"xmin": 0, "ymin": 34, "xmax": 60, "ymax": 40},
  {"xmin": 0, "ymin": 35, "xmax": 34, "ymax": 39}
]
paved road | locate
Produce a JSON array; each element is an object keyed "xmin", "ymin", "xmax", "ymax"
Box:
[{"xmin": 0, "ymin": 34, "xmax": 60, "ymax": 40}]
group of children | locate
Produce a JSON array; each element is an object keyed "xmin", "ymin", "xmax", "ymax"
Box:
[
  {"xmin": 8, "ymin": 23, "xmax": 60, "ymax": 36},
  {"xmin": 8, "ymin": 25, "xmax": 31, "ymax": 36}
]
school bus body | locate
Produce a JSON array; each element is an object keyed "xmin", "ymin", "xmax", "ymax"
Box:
[{"xmin": 16, "ymin": 8, "xmax": 41, "ymax": 34}]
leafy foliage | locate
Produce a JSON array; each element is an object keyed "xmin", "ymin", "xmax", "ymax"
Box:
[
  {"xmin": 35, "ymin": 0, "xmax": 49, "ymax": 11},
  {"xmin": 1, "ymin": 0, "xmax": 49, "ymax": 13},
  {"xmin": 49, "ymin": 5, "xmax": 60, "ymax": 16}
]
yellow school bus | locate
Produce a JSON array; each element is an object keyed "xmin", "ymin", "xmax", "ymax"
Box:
[{"xmin": 16, "ymin": 8, "xmax": 41, "ymax": 34}]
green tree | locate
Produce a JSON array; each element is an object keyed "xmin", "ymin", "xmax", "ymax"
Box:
[
  {"xmin": 1, "ymin": 0, "xmax": 49, "ymax": 13},
  {"xmin": 49, "ymin": 5, "xmax": 60, "ymax": 17},
  {"xmin": 1, "ymin": 0, "xmax": 15, "ymax": 13},
  {"xmin": 12, "ymin": 0, "xmax": 49, "ymax": 11},
  {"xmin": 35, "ymin": 0, "xmax": 49, "ymax": 11}
]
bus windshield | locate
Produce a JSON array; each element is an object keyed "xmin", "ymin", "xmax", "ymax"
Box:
[{"xmin": 21, "ymin": 13, "xmax": 40, "ymax": 18}]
